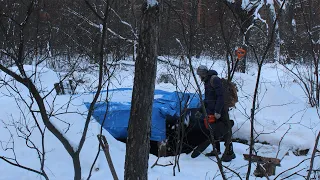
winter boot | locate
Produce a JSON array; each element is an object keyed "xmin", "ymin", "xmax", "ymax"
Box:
[
  {"xmin": 205, "ymin": 142, "xmax": 221, "ymax": 156},
  {"xmin": 221, "ymin": 142, "xmax": 236, "ymax": 162}
]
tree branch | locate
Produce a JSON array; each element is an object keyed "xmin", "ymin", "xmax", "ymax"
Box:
[
  {"xmin": 306, "ymin": 131, "xmax": 320, "ymax": 179},
  {"xmin": 0, "ymin": 156, "xmax": 44, "ymax": 176}
]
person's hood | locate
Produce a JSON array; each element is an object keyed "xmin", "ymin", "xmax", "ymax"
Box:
[
  {"xmin": 203, "ymin": 70, "xmax": 218, "ymax": 82},
  {"xmin": 207, "ymin": 70, "xmax": 218, "ymax": 76}
]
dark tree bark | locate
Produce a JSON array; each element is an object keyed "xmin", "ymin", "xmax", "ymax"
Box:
[
  {"xmin": 124, "ymin": 2, "xmax": 159, "ymax": 180},
  {"xmin": 280, "ymin": 0, "xmax": 297, "ymax": 62}
]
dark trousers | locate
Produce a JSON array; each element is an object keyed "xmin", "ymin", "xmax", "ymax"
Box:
[{"xmin": 208, "ymin": 107, "xmax": 233, "ymax": 152}]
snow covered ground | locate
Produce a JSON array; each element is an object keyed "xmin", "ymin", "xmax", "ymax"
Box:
[{"xmin": 0, "ymin": 56, "xmax": 319, "ymax": 180}]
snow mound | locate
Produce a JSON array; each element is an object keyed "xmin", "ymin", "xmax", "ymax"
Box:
[{"xmin": 231, "ymin": 72, "xmax": 319, "ymax": 150}]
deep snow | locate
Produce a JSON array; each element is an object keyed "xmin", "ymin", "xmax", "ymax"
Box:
[{"xmin": 0, "ymin": 56, "xmax": 319, "ymax": 180}]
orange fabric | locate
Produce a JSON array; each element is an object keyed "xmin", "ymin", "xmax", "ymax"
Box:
[
  {"xmin": 204, "ymin": 115, "xmax": 216, "ymax": 129},
  {"xmin": 235, "ymin": 48, "xmax": 246, "ymax": 60}
]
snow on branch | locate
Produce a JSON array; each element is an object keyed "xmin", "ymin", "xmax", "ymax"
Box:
[
  {"xmin": 107, "ymin": 28, "xmax": 134, "ymax": 44},
  {"xmin": 66, "ymin": 8, "xmax": 100, "ymax": 29},
  {"xmin": 110, "ymin": 8, "xmax": 138, "ymax": 39},
  {"xmin": 147, "ymin": 0, "xmax": 158, "ymax": 7},
  {"xmin": 67, "ymin": 7, "xmax": 135, "ymax": 44},
  {"xmin": 242, "ymin": 0, "xmax": 259, "ymax": 11}
]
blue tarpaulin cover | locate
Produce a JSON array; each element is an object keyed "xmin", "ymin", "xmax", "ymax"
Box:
[{"xmin": 84, "ymin": 88, "xmax": 200, "ymax": 141}]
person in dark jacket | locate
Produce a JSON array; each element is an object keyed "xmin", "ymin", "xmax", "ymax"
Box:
[{"xmin": 195, "ymin": 65, "xmax": 236, "ymax": 162}]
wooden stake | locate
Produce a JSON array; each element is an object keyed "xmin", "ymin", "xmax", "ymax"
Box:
[{"xmin": 97, "ymin": 135, "xmax": 119, "ymax": 180}]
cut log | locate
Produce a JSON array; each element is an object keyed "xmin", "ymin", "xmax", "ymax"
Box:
[
  {"xmin": 243, "ymin": 154, "xmax": 281, "ymax": 177},
  {"xmin": 243, "ymin": 154, "xmax": 281, "ymax": 166}
]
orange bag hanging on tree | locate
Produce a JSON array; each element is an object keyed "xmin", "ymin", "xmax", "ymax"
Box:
[
  {"xmin": 235, "ymin": 47, "xmax": 246, "ymax": 60},
  {"xmin": 230, "ymin": 47, "xmax": 247, "ymax": 80}
]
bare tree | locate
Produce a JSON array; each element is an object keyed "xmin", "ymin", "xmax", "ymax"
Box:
[
  {"xmin": 124, "ymin": 1, "xmax": 159, "ymax": 179},
  {"xmin": 0, "ymin": 82, "xmax": 49, "ymax": 180},
  {"xmin": 0, "ymin": 0, "xmax": 111, "ymax": 179},
  {"xmin": 244, "ymin": 1, "xmax": 286, "ymax": 179}
]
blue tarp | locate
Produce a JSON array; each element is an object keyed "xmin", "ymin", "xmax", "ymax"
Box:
[{"xmin": 84, "ymin": 88, "xmax": 200, "ymax": 141}]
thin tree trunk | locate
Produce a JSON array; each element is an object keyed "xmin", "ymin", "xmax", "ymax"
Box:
[
  {"xmin": 124, "ymin": 2, "xmax": 159, "ymax": 180},
  {"xmin": 306, "ymin": 131, "xmax": 320, "ymax": 180},
  {"xmin": 73, "ymin": 154, "xmax": 81, "ymax": 180},
  {"xmin": 246, "ymin": 63, "xmax": 262, "ymax": 180},
  {"xmin": 246, "ymin": 2, "xmax": 286, "ymax": 178},
  {"xmin": 268, "ymin": 3, "xmax": 280, "ymax": 62}
]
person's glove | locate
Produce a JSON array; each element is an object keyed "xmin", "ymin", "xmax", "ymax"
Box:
[
  {"xmin": 214, "ymin": 113, "xmax": 221, "ymax": 119},
  {"xmin": 204, "ymin": 115, "xmax": 216, "ymax": 129},
  {"xmin": 195, "ymin": 111, "xmax": 202, "ymax": 119}
]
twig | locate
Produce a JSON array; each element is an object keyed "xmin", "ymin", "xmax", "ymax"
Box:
[
  {"xmin": 274, "ymin": 157, "xmax": 317, "ymax": 179},
  {"xmin": 257, "ymin": 163, "xmax": 271, "ymax": 180},
  {"xmin": 97, "ymin": 135, "xmax": 119, "ymax": 180},
  {"xmin": 151, "ymin": 157, "xmax": 173, "ymax": 168},
  {"xmin": 279, "ymin": 168, "xmax": 306, "ymax": 180},
  {"xmin": 276, "ymin": 126, "xmax": 291, "ymax": 159},
  {"xmin": 0, "ymin": 156, "xmax": 44, "ymax": 176}
]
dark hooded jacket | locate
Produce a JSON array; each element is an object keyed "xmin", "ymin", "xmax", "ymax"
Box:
[
  {"xmin": 203, "ymin": 70, "xmax": 230, "ymax": 140},
  {"xmin": 204, "ymin": 70, "xmax": 224, "ymax": 115}
]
